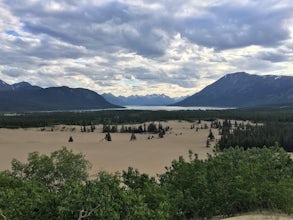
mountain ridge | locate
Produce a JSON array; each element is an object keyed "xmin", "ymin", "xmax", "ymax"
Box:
[
  {"xmin": 4, "ymin": 72, "xmax": 293, "ymax": 111},
  {"xmin": 0, "ymin": 80, "xmax": 120, "ymax": 112},
  {"xmin": 174, "ymin": 72, "xmax": 293, "ymax": 108}
]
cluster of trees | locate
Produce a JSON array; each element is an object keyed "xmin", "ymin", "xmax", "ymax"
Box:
[
  {"xmin": 80, "ymin": 124, "xmax": 96, "ymax": 133},
  {"xmin": 102, "ymin": 122, "xmax": 169, "ymax": 139},
  {"xmin": 0, "ymin": 146, "xmax": 292, "ymax": 219},
  {"xmin": 218, "ymin": 122, "xmax": 293, "ymax": 152},
  {"xmin": 102, "ymin": 124, "xmax": 118, "ymax": 133},
  {"xmin": 103, "ymin": 122, "xmax": 169, "ymax": 134},
  {"xmin": 120, "ymin": 124, "xmax": 145, "ymax": 133},
  {"xmin": 190, "ymin": 121, "xmax": 209, "ymax": 131}
]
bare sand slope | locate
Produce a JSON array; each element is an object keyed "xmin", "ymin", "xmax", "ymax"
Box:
[
  {"xmin": 0, "ymin": 121, "xmax": 217, "ymax": 176},
  {"xmin": 222, "ymin": 213, "xmax": 292, "ymax": 220}
]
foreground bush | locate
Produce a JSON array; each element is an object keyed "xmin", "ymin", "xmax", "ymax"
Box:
[
  {"xmin": 160, "ymin": 146, "xmax": 293, "ymax": 219},
  {"xmin": 0, "ymin": 146, "xmax": 292, "ymax": 219}
]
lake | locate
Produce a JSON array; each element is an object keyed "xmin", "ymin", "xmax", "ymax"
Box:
[
  {"xmin": 2, "ymin": 106, "xmax": 232, "ymax": 115},
  {"xmin": 121, "ymin": 106, "xmax": 231, "ymax": 111}
]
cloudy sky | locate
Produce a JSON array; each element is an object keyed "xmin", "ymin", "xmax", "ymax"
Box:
[{"xmin": 0, "ymin": 0, "xmax": 293, "ymax": 97}]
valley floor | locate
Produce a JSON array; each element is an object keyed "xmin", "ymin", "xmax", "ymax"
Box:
[
  {"xmin": 0, "ymin": 120, "xmax": 218, "ymax": 176},
  {"xmin": 1, "ymin": 120, "xmax": 292, "ymax": 176}
]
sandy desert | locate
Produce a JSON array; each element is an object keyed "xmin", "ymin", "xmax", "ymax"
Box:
[
  {"xmin": 1, "ymin": 120, "xmax": 292, "ymax": 177},
  {"xmin": 0, "ymin": 120, "xmax": 219, "ymax": 177}
]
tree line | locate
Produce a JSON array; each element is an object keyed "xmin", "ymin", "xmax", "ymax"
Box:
[
  {"xmin": 102, "ymin": 122, "xmax": 169, "ymax": 134},
  {"xmin": 218, "ymin": 121, "xmax": 293, "ymax": 152},
  {"xmin": 0, "ymin": 146, "xmax": 292, "ymax": 219},
  {"xmin": 3, "ymin": 106, "xmax": 293, "ymax": 128}
]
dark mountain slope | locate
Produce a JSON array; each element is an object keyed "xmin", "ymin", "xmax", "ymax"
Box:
[
  {"xmin": 174, "ymin": 72, "xmax": 293, "ymax": 108},
  {"xmin": 0, "ymin": 81, "xmax": 120, "ymax": 111},
  {"xmin": 0, "ymin": 80, "xmax": 12, "ymax": 91}
]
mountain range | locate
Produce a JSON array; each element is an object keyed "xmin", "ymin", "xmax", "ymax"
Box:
[
  {"xmin": 2, "ymin": 72, "xmax": 293, "ymax": 111},
  {"xmin": 0, "ymin": 80, "xmax": 119, "ymax": 111},
  {"xmin": 102, "ymin": 93, "xmax": 186, "ymax": 106},
  {"xmin": 174, "ymin": 72, "xmax": 293, "ymax": 108}
]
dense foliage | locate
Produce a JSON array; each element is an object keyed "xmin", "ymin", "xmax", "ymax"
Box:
[
  {"xmin": 160, "ymin": 147, "xmax": 293, "ymax": 219},
  {"xmin": 0, "ymin": 146, "xmax": 292, "ymax": 219},
  {"xmin": 218, "ymin": 121, "xmax": 293, "ymax": 152}
]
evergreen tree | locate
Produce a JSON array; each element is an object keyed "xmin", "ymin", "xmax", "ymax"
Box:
[
  {"xmin": 147, "ymin": 122, "xmax": 157, "ymax": 133},
  {"xmin": 208, "ymin": 129, "xmax": 215, "ymax": 140},
  {"xmin": 120, "ymin": 125, "xmax": 125, "ymax": 133},
  {"xmin": 111, "ymin": 125, "xmax": 117, "ymax": 133},
  {"xmin": 130, "ymin": 133, "xmax": 136, "ymax": 141},
  {"xmin": 158, "ymin": 129, "xmax": 165, "ymax": 138},
  {"xmin": 90, "ymin": 124, "xmax": 95, "ymax": 132},
  {"xmin": 206, "ymin": 139, "xmax": 210, "ymax": 148},
  {"xmin": 105, "ymin": 132, "xmax": 111, "ymax": 141},
  {"xmin": 138, "ymin": 125, "xmax": 143, "ymax": 133},
  {"xmin": 68, "ymin": 136, "xmax": 74, "ymax": 142}
]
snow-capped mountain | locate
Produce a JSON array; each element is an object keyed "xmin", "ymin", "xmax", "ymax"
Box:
[{"xmin": 102, "ymin": 93, "xmax": 187, "ymax": 106}]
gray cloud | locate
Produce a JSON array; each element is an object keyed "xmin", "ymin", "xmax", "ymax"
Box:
[
  {"xmin": 1, "ymin": 67, "xmax": 28, "ymax": 77},
  {"xmin": 258, "ymin": 51, "xmax": 290, "ymax": 63},
  {"xmin": 9, "ymin": 1, "xmax": 172, "ymax": 57},
  {"xmin": 0, "ymin": 0, "xmax": 293, "ymax": 97},
  {"xmin": 4, "ymin": 0, "xmax": 292, "ymax": 55},
  {"xmin": 179, "ymin": 4, "xmax": 291, "ymax": 50}
]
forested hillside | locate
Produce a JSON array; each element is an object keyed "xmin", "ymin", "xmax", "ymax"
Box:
[
  {"xmin": 175, "ymin": 72, "xmax": 293, "ymax": 107},
  {"xmin": 0, "ymin": 80, "xmax": 119, "ymax": 111}
]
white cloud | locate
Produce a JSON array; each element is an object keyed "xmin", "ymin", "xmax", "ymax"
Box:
[{"xmin": 0, "ymin": 0, "xmax": 293, "ymax": 97}]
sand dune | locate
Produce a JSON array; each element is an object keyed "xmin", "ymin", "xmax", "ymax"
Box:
[
  {"xmin": 1, "ymin": 120, "xmax": 292, "ymax": 177},
  {"xmin": 0, "ymin": 121, "xmax": 217, "ymax": 176}
]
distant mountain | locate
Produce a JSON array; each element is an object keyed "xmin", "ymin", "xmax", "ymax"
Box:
[
  {"xmin": 0, "ymin": 80, "xmax": 11, "ymax": 91},
  {"xmin": 0, "ymin": 80, "xmax": 120, "ymax": 112},
  {"xmin": 12, "ymin": 82, "xmax": 35, "ymax": 90},
  {"xmin": 102, "ymin": 93, "xmax": 187, "ymax": 106},
  {"xmin": 174, "ymin": 72, "xmax": 293, "ymax": 108}
]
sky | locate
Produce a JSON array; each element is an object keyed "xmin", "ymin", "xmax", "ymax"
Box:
[{"xmin": 0, "ymin": 0, "xmax": 293, "ymax": 97}]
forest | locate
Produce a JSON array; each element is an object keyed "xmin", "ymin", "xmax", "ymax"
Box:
[
  {"xmin": 217, "ymin": 120, "xmax": 293, "ymax": 152},
  {"xmin": 0, "ymin": 146, "xmax": 292, "ymax": 219},
  {"xmin": 1, "ymin": 110, "xmax": 222, "ymax": 128},
  {"xmin": 2, "ymin": 106, "xmax": 293, "ymax": 128}
]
